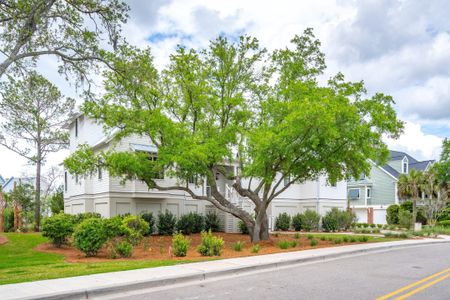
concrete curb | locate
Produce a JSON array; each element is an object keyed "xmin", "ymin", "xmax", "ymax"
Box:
[{"xmin": 6, "ymin": 238, "xmax": 450, "ymax": 300}]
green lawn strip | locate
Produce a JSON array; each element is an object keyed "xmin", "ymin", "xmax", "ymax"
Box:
[
  {"xmin": 0, "ymin": 233, "xmax": 194, "ymax": 285},
  {"xmin": 296, "ymin": 233, "xmax": 402, "ymax": 243}
]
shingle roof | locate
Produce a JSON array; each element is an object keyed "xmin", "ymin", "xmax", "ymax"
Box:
[
  {"xmin": 409, "ymin": 160, "xmax": 434, "ymax": 172},
  {"xmin": 381, "ymin": 164, "xmax": 400, "ymax": 178},
  {"xmin": 389, "ymin": 150, "xmax": 418, "ymax": 163},
  {"xmin": 380, "ymin": 151, "xmax": 434, "ymax": 179}
]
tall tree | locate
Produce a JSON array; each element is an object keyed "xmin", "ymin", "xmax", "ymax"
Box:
[
  {"xmin": 0, "ymin": 72, "xmax": 74, "ymax": 231},
  {"xmin": 0, "ymin": 0, "xmax": 128, "ymax": 82},
  {"xmin": 398, "ymin": 169, "xmax": 424, "ymax": 227},
  {"xmin": 420, "ymin": 166, "xmax": 448, "ymax": 225},
  {"xmin": 435, "ymin": 139, "xmax": 449, "ymax": 190},
  {"xmin": 65, "ymin": 30, "xmax": 403, "ymax": 242}
]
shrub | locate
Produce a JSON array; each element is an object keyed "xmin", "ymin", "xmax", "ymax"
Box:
[
  {"xmin": 293, "ymin": 232, "xmax": 301, "ymax": 239},
  {"xmin": 338, "ymin": 210, "xmax": 357, "ymax": 230},
  {"xmin": 121, "ymin": 215, "xmax": 150, "ymax": 245},
  {"xmin": 251, "ymin": 244, "xmax": 261, "ymax": 253},
  {"xmin": 205, "ymin": 211, "xmax": 221, "ymax": 232},
  {"xmin": 400, "ymin": 201, "xmax": 413, "ymax": 213},
  {"xmin": 370, "ymin": 224, "xmax": 376, "ymax": 228},
  {"xmin": 349, "ymin": 236, "xmax": 357, "ymax": 243},
  {"xmin": 140, "ymin": 212, "xmax": 155, "ymax": 235},
  {"xmin": 320, "ymin": 236, "xmax": 326, "ymax": 241},
  {"xmin": 176, "ymin": 212, "xmax": 204, "ymax": 235},
  {"xmin": 362, "ymin": 223, "xmax": 369, "ymax": 228},
  {"xmin": 157, "ymin": 210, "xmax": 177, "ymax": 235},
  {"xmin": 416, "ymin": 209, "xmax": 428, "ymax": 225},
  {"xmin": 197, "ymin": 230, "xmax": 224, "ymax": 256},
  {"xmin": 172, "ymin": 232, "xmax": 190, "ymax": 257},
  {"xmin": 292, "ymin": 213, "xmax": 302, "ymax": 231},
  {"xmin": 300, "ymin": 210, "xmax": 321, "ymax": 231},
  {"xmin": 307, "ymin": 234, "xmax": 314, "ymax": 240},
  {"xmin": 290, "ymin": 240, "xmax": 298, "ymax": 247},
  {"xmin": 310, "ymin": 238, "xmax": 318, "ymax": 246},
  {"xmin": 238, "ymin": 220, "xmax": 249, "ymax": 234},
  {"xmin": 386, "ymin": 204, "xmax": 399, "ymax": 224},
  {"xmin": 73, "ymin": 212, "xmax": 101, "ymax": 223},
  {"xmin": 3, "ymin": 207, "xmax": 14, "ymax": 232},
  {"xmin": 275, "ymin": 213, "xmax": 291, "ymax": 231},
  {"xmin": 358, "ymin": 236, "xmax": 369, "ymax": 242},
  {"xmin": 377, "ymin": 224, "xmax": 383, "ymax": 229},
  {"xmin": 322, "ymin": 208, "xmax": 340, "ymax": 232},
  {"xmin": 342, "ymin": 236, "xmax": 349, "ymax": 243},
  {"xmin": 398, "ymin": 210, "xmax": 412, "ymax": 229},
  {"xmin": 73, "ymin": 218, "xmax": 108, "ymax": 256},
  {"xmin": 333, "ymin": 238, "xmax": 342, "ymax": 244},
  {"xmin": 232, "ymin": 241, "xmax": 245, "ymax": 252},
  {"xmin": 437, "ymin": 220, "xmax": 450, "ymax": 227},
  {"xmin": 103, "ymin": 216, "xmax": 126, "ymax": 239},
  {"xmin": 116, "ymin": 241, "xmax": 133, "ymax": 258},
  {"xmin": 277, "ymin": 240, "xmax": 290, "ymax": 249},
  {"xmin": 42, "ymin": 213, "xmax": 75, "ymax": 247}
]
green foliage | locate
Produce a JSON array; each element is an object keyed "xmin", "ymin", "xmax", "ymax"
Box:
[
  {"xmin": 73, "ymin": 218, "xmax": 108, "ymax": 257},
  {"xmin": 333, "ymin": 238, "xmax": 342, "ymax": 244},
  {"xmin": 307, "ymin": 234, "xmax": 314, "ymax": 240},
  {"xmin": 204, "ymin": 211, "xmax": 220, "ymax": 232},
  {"xmin": 232, "ymin": 241, "xmax": 245, "ymax": 252},
  {"xmin": 435, "ymin": 139, "xmax": 450, "ymax": 185},
  {"xmin": 116, "ymin": 241, "xmax": 133, "ymax": 258},
  {"xmin": 322, "ymin": 208, "xmax": 356, "ymax": 231},
  {"xmin": 41, "ymin": 213, "xmax": 75, "ymax": 247},
  {"xmin": 73, "ymin": 212, "xmax": 101, "ymax": 224},
  {"xmin": 310, "ymin": 238, "xmax": 318, "ymax": 247},
  {"xmin": 103, "ymin": 216, "xmax": 126, "ymax": 239},
  {"xmin": 238, "ymin": 220, "xmax": 249, "ymax": 234},
  {"xmin": 300, "ymin": 210, "xmax": 321, "ymax": 231},
  {"xmin": 197, "ymin": 230, "xmax": 224, "ymax": 256},
  {"xmin": 251, "ymin": 244, "xmax": 261, "ymax": 253},
  {"xmin": 3, "ymin": 207, "xmax": 14, "ymax": 232},
  {"xmin": 172, "ymin": 233, "xmax": 190, "ymax": 257},
  {"xmin": 292, "ymin": 214, "xmax": 302, "ymax": 231},
  {"xmin": 398, "ymin": 210, "xmax": 412, "ymax": 229},
  {"xmin": 437, "ymin": 220, "xmax": 450, "ymax": 227},
  {"xmin": 400, "ymin": 201, "xmax": 413, "ymax": 213},
  {"xmin": 290, "ymin": 240, "xmax": 298, "ymax": 247},
  {"xmin": 140, "ymin": 212, "xmax": 155, "ymax": 235},
  {"xmin": 277, "ymin": 240, "xmax": 291, "ymax": 249},
  {"xmin": 349, "ymin": 236, "xmax": 357, "ymax": 243},
  {"xmin": 176, "ymin": 212, "xmax": 204, "ymax": 235},
  {"xmin": 49, "ymin": 187, "xmax": 64, "ymax": 215},
  {"xmin": 65, "ymin": 28, "xmax": 403, "ymax": 244},
  {"xmin": 358, "ymin": 236, "xmax": 369, "ymax": 242},
  {"xmin": 342, "ymin": 236, "xmax": 349, "ymax": 243},
  {"xmin": 293, "ymin": 232, "xmax": 301, "ymax": 239},
  {"xmin": 157, "ymin": 210, "xmax": 177, "ymax": 235},
  {"xmin": 275, "ymin": 213, "xmax": 291, "ymax": 231},
  {"xmin": 320, "ymin": 236, "xmax": 326, "ymax": 241},
  {"xmin": 121, "ymin": 215, "xmax": 149, "ymax": 245}
]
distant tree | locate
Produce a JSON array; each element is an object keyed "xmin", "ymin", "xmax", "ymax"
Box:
[
  {"xmin": 10, "ymin": 182, "xmax": 35, "ymax": 230},
  {"xmin": 65, "ymin": 30, "xmax": 403, "ymax": 242},
  {"xmin": 397, "ymin": 169, "xmax": 423, "ymax": 227},
  {"xmin": 0, "ymin": 0, "xmax": 129, "ymax": 84},
  {"xmin": 49, "ymin": 186, "xmax": 64, "ymax": 215},
  {"xmin": 420, "ymin": 166, "xmax": 448, "ymax": 225},
  {"xmin": 0, "ymin": 72, "xmax": 74, "ymax": 231},
  {"xmin": 0, "ymin": 186, "xmax": 5, "ymax": 232},
  {"xmin": 435, "ymin": 139, "xmax": 449, "ymax": 190}
]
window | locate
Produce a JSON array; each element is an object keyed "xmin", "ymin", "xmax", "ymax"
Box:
[
  {"xmin": 284, "ymin": 174, "xmax": 291, "ymax": 186},
  {"xmin": 215, "ymin": 173, "xmax": 220, "ymax": 180},
  {"xmin": 367, "ymin": 188, "xmax": 371, "ymax": 198},
  {"xmin": 64, "ymin": 172, "xmax": 68, "ymax": 192},
  {"xmin": 98, "ymin": 168, "xmax": 102, "ymax": 180},
  {"xmin": 348, "ymin": 188, "xmax": 360, "ymax": 200},
  {"xmin": 188, "ymin": 175, "xmax": 197, "ymax": 185},
  {"xmin": 402, "ymin": 157, "xmax": 408, "ymax": 174},
  {"xmin": 74, "ymin": 118, "xmax": 78, "ymax": 138},
  {"xmin": 359, "ymin": 173, "xmax": 366, "ymax": 180}
]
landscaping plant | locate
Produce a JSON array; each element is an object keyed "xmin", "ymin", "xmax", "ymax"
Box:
[
  {"xmin": 310, "ymin": 238, "xmax": 318, "ymax": 247},
  {"xmin": 300, "ymin": 210, "xmax": 321, "ymax": 231},
  {"xmin": 172, "ymin": 232, "xmax": 190, "ymax": 257},
  {"xmin": 157, "ymin": 210, "xmax": 177, "ymax": 235},
  {"xmin": 41, "ymin": 213, "xmax": 74, "ymax": 247},
  {"xmin": 116, "ymin": 241, "xmax": 133, "ymax": 258},
  {"xmin": 275, "ymin": 213, "xmax": 291, "ymax": 231},
  {"xmin": 197, "ymin": 230, "xmax": 224, "ymax": 256},
  {"xmin": 140, "ymin": 212, "xmax": 155, "ymax": 235},
  {"xmin": 292, "ymin": 213, "xmax": 302, "ymax": 231},
  {"xmin": 251, "ymin": 244, "xmax": 261, "ymax": 253},
  {"xmin": 232, "ymin": 241, "xmax": 245, "ymax": 252},
  {"xmin": 73, "ymin": 218, "xmax": 108, "ymax": 257},
  {"xmin": 204, "ymin": 211, "xmax": 221, "ymax": 232}
]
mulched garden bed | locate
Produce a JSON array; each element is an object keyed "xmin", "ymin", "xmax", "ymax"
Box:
[{"xmin": 35, "ymin": 232, "xmax": 368, "ymax": 263}]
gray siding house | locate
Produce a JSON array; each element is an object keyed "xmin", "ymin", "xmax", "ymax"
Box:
[{"xmin": 347, "ymin": 150, "xmax": 434, "ymax": 224}]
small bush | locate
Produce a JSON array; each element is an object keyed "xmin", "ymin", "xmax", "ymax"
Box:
[
  {"xmin": 377, "ymin": 224, "xmax": 383, "ymax": 229},
  {"xmin": 73, "ymin": 212, "xmax": 101, "ymax": 224},
  {"xmin": 292, "ymin": 213, "xmax": 302, "ymax": 231},
  {"xmin": 293, "ymin": 232, "xmax": 301, "ymax": 239},
  {"xmin": 122, "ymin": 215, "xmax": 150, "ymax": 245},
  {"xmin": 73, "ymin": 218, "xmax": 108, "ymax": 257},
  {"xmin": 339, "ymin": 210, "xmax": 357, "ymax": 230},
  {"xmin": 238, "ymin": 220, "xmax": 249, "ymax": 234},
  {"xmin": 362, "ymin": 223, "xmax": 369, "ymax": 228},
  {"xmin": 103, "ymin": 216, "xmax": 126, "ymax": 239},
  {"xmin": 333, "ymin": 238, "xmax": 342, "ymax": 244},
  {"xmin": 322, "ymin": 208, "xmax": 340, "ymax": 232},
  {"xmin": 42, "ymin": 213, "xmax": 75, "ymax": 247},
  {"xmin": 232, "ymin": 241, "xmax": 245, "ymax": 252},
  {"xmin": 176, "ymin": 212, "xmax": 204, "ymax": 235},
  {"xmin": 275, "ymin": 213, "xmax": 291, "ymax": 231},
  {"xmin": 320, "ymin": 236, "xmax": 326, "ymax": 241},
  {"xmin": 172, "ymin": 232, "xmax": 190, "ymax": 257},
  {"xmin": 251, "ymin": 244, "xmax": 261, "ymax": 253},
  {"xmin": 3, "ymin": 208, "xmax": 14, "ymax": 232},
  {"xmin": 349, "ymin": 236, "xmax": 357, "ymax": 243},
  {"xmin": 437, "ymin": 220, "xmax": 450, "ymax": 227},
  {"xmin": 310, "ymin": 238, "xmax": 318, "ymax": 246},
  {"xmin": 307, "ymin": 234, "xmax": 314, "ymax": 240},
  {"xmin": 358, "ymin": 236, "xmax": 369, "ymax": 242},
  {"xmin": 301, "ymin": 210, "xmax": 321, "ymax": 231},
  {"xmin": 140, "ymin": 212, "xmax": 155, "ymax": 235},
  {"xmin": 370, "ymin": 224, "xmax": 376, "ymax": 228},
  {"xmin": 398, "ymin": 209, "xmax": 412, "ymax": 229},
  {"xmin": 157, "ymin": 210, "xmax": 177, "ymax": 235},
  {"xmin": 277, "ymin": 240, "xmax": 291, "ymax": 249},
  {"xmin": 342, "ymin": 236, "xmax": 349, "ymax": 243},
  {"xmin": 116, "ymin": 241, "xmax": 133, "ymax": 258},
  {"xmin": 205, "ymin": 211, "xmax": 221, "ymax": 232},
  {"xmin": 290, "ymin": 240, "xmax": 298, "ymax": 247},
  {"xmin": 197, "ymin": 230, "xmax": 224, "ymax": 256}
]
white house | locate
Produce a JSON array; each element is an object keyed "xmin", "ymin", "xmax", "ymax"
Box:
[{"xmin": 63, "ymin": 114, "xmax": 348, "ymax": 232}]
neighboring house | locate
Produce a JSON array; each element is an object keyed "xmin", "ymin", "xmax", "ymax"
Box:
[
  {"xmin": 63, "ymin": 115, "xmax": 348, "ymax": 232},
  {"xmin": 0, "ymin": 175, "xmax": 5, "ymax": 186},
  {"xmin": 347, "ymin": 150, "xmax": 434, "ymax": 224},
  {"xmin": 2, "ymin": 177, "xmax": 35, "ymax": 193}
]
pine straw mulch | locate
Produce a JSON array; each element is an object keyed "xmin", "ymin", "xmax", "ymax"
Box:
[{"xmin": 35, "ymin": 232, "xmax": 366, "ymax": 263}]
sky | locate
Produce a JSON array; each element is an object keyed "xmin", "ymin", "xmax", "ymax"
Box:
[{"xmin": 1, "ymin": 0, "xmax": 449, "ymax": 178}]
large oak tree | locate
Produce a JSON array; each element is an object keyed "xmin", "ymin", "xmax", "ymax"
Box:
[{"xmin": 65, "ymin": 29, "xmax": 403, "ymax": 242}]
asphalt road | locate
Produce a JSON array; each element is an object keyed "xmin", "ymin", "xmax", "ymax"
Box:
[{"xmin": 112, "ymin": 243, "xmax": 450, "ymax": 300}]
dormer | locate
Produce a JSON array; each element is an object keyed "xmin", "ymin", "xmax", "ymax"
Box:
[{"xmin": 402, "ymin": 156, "xmax": 408, "ymax": 174}]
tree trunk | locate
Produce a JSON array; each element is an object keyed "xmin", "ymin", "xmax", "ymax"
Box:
[
  {"xmin": 34, "ymin": 156, "xmax": 42, "ymax": 232},
  {"xmin": 248, "ymin": 208, "xmax": 271, "ymax": 243},
  {"xmin": 259, "ymin": 211, "xmax": 270, "ymax": 241}
]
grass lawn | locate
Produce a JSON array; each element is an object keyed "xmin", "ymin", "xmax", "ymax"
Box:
[{"xmin": 0, "ymin": 233, "xmax": 191, "ymax": 285}]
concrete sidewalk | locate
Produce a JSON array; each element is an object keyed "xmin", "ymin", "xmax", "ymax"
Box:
[{"xmin": 1, "ymin": 237, "xmax": 449, "ymax": 300}]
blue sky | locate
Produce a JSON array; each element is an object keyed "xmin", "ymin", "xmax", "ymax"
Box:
[{"xmin": 1, "ymin": 0, "xmax": 449, "ymax": 177}]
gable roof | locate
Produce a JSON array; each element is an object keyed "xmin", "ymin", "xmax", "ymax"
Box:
[
  {"xmin": 381, "ymin": 150, "xmax": 435, "ymax": 179},
  {"xmin": 389, "ymin": 150, "xmax": 418, "ymax": 163},
  {"xmin": 409, "ymin": 160, "xmax": 434, "ymax": 172}
]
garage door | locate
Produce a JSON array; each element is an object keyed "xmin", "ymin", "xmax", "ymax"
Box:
[
  {"xmin": 373, "ymin": 209, "xmax": 387, "ymax": 225},
  {"xmin": 354, "ymin": 209, "xmax": 368, "ymax": 223},
  {"xmin": 95, "ymin": 202, "xmax": 108, "ymax": 217}
]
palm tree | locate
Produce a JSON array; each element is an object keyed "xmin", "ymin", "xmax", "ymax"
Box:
[
  {"xmin": 420, "ymin": 166, "xmax": 449, "ymax": 225},
  {"xmin": 397, "ymin": 169, "xmax": 424, "ymax": 227}
]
